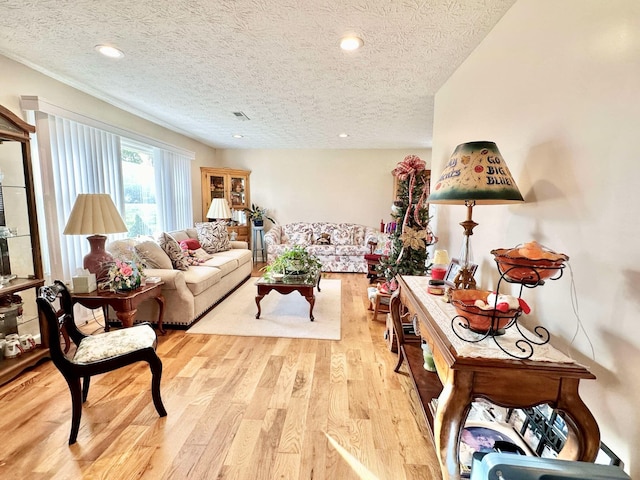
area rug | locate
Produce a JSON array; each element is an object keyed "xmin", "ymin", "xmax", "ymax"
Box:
[{"xmin": 187, "ymin": 278, "xmax": 341, "ymax": 340}]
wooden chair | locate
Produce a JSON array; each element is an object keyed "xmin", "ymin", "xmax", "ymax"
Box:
[
  {"xmin": 389, "ymin": 289, "xmax": 421, "ymax": 372},
  {"xmin": 36, "ymin": 280, "xmax": 167, "ymax": 444}
]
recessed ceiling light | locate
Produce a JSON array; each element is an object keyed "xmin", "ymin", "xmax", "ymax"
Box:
[
  {"xmin": 340, "ymin": 36, "xmax": 364, "ymax": 51},
  {"xmin": 95, "ymin": 44, "xmax": 125, "ymax": 59},
  {"xmin": 232, "ymin": 134, "xmax": 244, "ymax": 138},
  {"xmin": 338, "ymin": 133, "xmax": 349, "ymax": 138}
]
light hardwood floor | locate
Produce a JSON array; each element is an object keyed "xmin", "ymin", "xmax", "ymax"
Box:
[{"xmin": 0, "ymin": 271, "xmax": 441, "ymax": 479}]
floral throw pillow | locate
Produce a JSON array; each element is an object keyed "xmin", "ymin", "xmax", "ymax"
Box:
[
  {"xmin": 182, "ymin": 249, "xmax": 206, "ymax": 266},
  {"xmin": 195, "ymin": 222, "xmax": 230, "ymax": 253},
  {"xmin": 331, "ymin": 225, "xmax": 354, "ymax": 246},
  {"xmin": 157, "ymin": 232, "xmax": 190, "ymax": 271}
]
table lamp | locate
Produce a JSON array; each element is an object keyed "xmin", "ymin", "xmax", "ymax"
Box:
[
  {"xmin": 428, "ymin": 141, "xmax": 524, "ymax": 289},
  {"xmin": 206, "ymin": 198, "xmax": 232, "ymax": 222},
  {"xmin": 63, "ymin": 193, "xmax": 128, "ymax": 277}
]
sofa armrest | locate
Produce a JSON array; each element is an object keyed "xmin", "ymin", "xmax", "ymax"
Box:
[
  {"xmin": 230, "ymin": 240, "xmax": 249, "ymax": 249},
  {"xmin": 143, "ymin": 268, "xmax": 187, "ymax": 290},
  {"xmin": 264, "ymin": 225, "xmax": 282, "ymax": 246}
]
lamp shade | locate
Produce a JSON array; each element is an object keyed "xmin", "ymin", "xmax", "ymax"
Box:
[
  {"xmin": 433, "ymin": 249, "xmax": 450, "ymax": 266},
  {"xmin": 206, "ymin": 198, "xmax": 232, "ymax": 220},
  {"xmin": 63, "ymin": 194, "xmax": 128, "ymax": 235},
  {"xmin": 428, "ymin": 141, "xmax": 524, "ymax": 205}
]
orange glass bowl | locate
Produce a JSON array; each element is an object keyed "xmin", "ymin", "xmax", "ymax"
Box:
[
  {"xmin": 491, "ymin": 248, "xmax": 569, "ymax": 284},
  {"xmin": 450, "ymin": 289, "xmax": 519, "ymax": 333}
]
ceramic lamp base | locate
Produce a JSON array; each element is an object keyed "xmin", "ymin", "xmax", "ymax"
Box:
[{"xmin": 83, "ymin": 234, "xmax": 115, "ymax": 281}]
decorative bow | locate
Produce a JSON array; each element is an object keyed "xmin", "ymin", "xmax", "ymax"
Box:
[{"xmin": 392, "ymin": 155, "xmax": 430, "ymax": 232}]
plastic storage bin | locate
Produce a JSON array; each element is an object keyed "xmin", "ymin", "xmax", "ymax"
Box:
[{"xmin": 470, "ymin": 452, "xmax": 630, "ymax": 480}]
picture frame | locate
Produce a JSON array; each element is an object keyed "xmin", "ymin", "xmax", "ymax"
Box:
[{"xmin": 444, "ymin": 258, "xmax": 478, "ymax": 288}]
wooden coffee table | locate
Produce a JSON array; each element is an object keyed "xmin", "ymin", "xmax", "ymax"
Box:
[{"xmin": 255, "ymin": 273, "xmax": 321, "ymax": 321}]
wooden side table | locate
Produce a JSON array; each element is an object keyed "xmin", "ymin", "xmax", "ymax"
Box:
[{"xmin": 71, "ymin": 282, "xmax": 165, "ymax": 334}]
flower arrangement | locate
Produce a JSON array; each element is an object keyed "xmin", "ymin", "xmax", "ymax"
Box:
[{"xmin": 104, "ymin": 259, "xmax": 144, "ymax": 292}]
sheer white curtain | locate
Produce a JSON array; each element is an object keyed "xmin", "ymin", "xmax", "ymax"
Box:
[
  {"xmin": 46, "ymin": 115, "xmax": 124, "ymax": 281},
  {"xmin": 153, "ymin": 148, "xmax": 193, "ymax": 231}
]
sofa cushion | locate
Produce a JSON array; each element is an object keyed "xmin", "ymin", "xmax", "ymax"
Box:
[
  {"xmin": 196, "ymin": 221, "xmax": 231, "ymax": 253},
  {"xmin": 288, "ymin": 230, "xmax": 312, "ymax": 245},
  {"xmin": 307, "ymin": 244, "xmax": 336, "ymax": 256},
  {"xmin": 182, "ymin": 265, "xmax": 222, "ymax": 296},
  {"xmin": 134, "ymin": 241, "xmax": 173, "ymax": 269},
  {"xmin": 331, "ymin": 225, "xmax": 354, "ymax": 246},
  {"xmin": 282, "ymin": 223, "xmax": 312, "ymax": 245},
  {"xmin": 335, "ymin": 245, "xmax": 369, "ymax": 256},
  {"xmin": 352, "ymin": 225, "xmax": 366, "ymax": 246},
  {"xmin": 158, "ymin": 232, "xmax": 190, "ymax": 271},
  {"xmin": 202, "ymin": 255, "xmax": 239, "ymax": 276},
  {"xmin": 213, "ymin": 248, "xmax": 252, "ymax": 267}
]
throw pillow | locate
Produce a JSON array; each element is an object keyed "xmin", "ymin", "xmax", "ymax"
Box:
[
  {"xmin": 288, "ymin": 230, "xmax": 311, "ymax": 246},
  {"xmin": 157, "ymin": 232, "xmax": 190, "ymax": 271},
  {"xmin": 331, "ymin": 225, "xmax": 354, "ymax": 246},
  {"xmin": 195, "ymin": 221, "xmax": 231, "ymax": 253},
  {"xmin": 193, "ymin": 248, "xmax": 214, "ymax": 261},
  {"xmin": 106, "ymin": 238, "xmax": 139, "ymax": 263},
  {"xmin": 183, "ymin": 249, "xmax": 206, "ymax": 266},
  {"xmin": 179, "ymin": 238, "xmax": 201, "ymax": 250},
  {"xmin": 134, "ymin": 241, "xmax": 173, "ymax": 269}
]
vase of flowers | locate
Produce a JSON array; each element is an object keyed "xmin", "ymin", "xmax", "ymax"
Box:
[{"xmin": 105, "ymin": 259, "xmax": 144, "ymax": 292}]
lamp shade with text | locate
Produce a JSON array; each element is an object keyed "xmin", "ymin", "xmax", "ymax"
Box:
[
  {"xmin": 428, "ymin": 141, "xmax": 524, "ymax": 288},
  {"xmin": 63, "ymin": 193, "xmax": 128, "ymax": 278}
]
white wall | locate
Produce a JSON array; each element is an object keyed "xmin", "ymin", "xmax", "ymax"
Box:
[
  {"xmin": 0, "ymin": 55, "xmax": 217, "ymax": 225},
  {"xmin": 216, "ymin": 149, "xmax": 431, "ymax": 228},
  {"xmin": 433, "ymin": 0, "xmax": 640, "ymax": 474}
]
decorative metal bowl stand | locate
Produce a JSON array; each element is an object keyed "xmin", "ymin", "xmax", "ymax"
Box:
[{"xmin": 451, "ymin": 262, "xmax": 566, "ymax": 359}]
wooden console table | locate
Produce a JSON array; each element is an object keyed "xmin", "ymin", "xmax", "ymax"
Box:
[{"xmin": 396, "ymin": 275, "xmax": 600, "ymax": 480}]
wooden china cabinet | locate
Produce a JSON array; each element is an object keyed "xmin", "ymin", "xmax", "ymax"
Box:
[
  {"xmin": 200, "ymin": 167, "xmax": 251, "ymax": 243},
  {"xmin": 0, "ymin": 104, "xmax": 47, "ymax": 386}
]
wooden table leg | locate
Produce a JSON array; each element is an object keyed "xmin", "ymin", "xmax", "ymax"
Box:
[
  {"xmin": 305, "ymin": 294, "xmax": 315, "ymax": 321},
  {"xmin": 434, "ymin": 371, "xmax": 474, "ymax": 480},
  {"xmin": 154, "ymin": 294, "xmax": 166, "ymax": 334},
  {"xmin": 557, "ymin": 378, "xmax": 601, "ymax": 462},
  {"xmin": 255, "ymin": 293, "xmax": 265, "ymax": 319},
  {"xmin": 116, "ymin": 309, "xmax": 136, "ymax": 328}
]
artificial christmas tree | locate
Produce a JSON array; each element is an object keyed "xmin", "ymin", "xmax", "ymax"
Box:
[{"xmin": 378, "ymin": 155, "xmax": 436, "ymax": 287}]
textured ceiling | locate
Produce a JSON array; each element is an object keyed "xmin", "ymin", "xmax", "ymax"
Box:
[{"xmin": 0, "ymin": 0, "xmax": 516, "ymax": 149}]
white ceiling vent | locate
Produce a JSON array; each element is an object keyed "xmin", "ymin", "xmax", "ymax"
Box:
[{"xmin": 232, "ymin": 111, "xmax": 250, "ymax": 121}]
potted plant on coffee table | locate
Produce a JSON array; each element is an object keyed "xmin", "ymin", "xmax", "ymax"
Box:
[
  {"xmin": 244, "ymin": 203, "xmax": 276, "ymax": 227},
  {"xmin": 263, "ymin": 245, "xmax": 322, "ymax": 280}
]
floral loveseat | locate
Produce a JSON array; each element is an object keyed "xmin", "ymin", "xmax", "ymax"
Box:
[
  {"xmin": 264, "ymin": 222, "xmax": 378, "ymax": 273},
  {"xmin": 107, "ymin": 224, "xmax": 252, "ymax": 328}
]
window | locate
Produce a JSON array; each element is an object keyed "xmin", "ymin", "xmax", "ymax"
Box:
[
  {"xmin": 23, "ymin": 97, "xmax": 194, "ymax": 282},
  {"xmin": 121, "ymin": 140, "xmax": 157, "ymax": 237}
]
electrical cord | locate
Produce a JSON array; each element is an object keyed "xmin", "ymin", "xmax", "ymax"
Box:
[{"xmin": 567, "ymin": 262, "xmax": 595, "ymax": 361}]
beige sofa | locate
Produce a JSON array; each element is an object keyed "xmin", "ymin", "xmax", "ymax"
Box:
[
  {"xmin": 264, "ymin": 222, "xmax": 378, "ymax": 273},
  {"xmin": 107, "ymin": 228, "xmax": 252, "ymax": 328}
]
